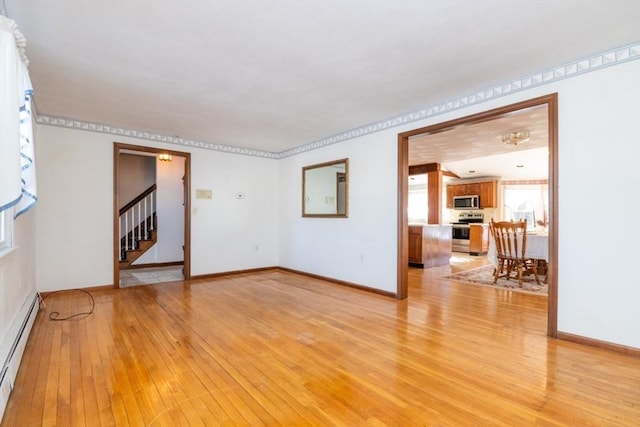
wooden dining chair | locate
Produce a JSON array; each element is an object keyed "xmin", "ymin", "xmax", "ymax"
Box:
[{"xmin": 489, "ymin": 219, "xmax": 541, "ymax": 287}]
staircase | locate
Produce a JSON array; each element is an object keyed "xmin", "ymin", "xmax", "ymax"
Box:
[{"xmin": 119, "ymin": 185, "xmax": 157, "ymax": 269}]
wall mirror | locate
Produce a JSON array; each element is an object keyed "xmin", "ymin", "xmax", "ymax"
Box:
[{"xmin": 302, "ymin": 158, "xmax": 349, "ymax": 218}]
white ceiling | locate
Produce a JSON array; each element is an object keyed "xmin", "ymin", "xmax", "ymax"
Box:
[
  {"xmin": 409, "ymin": 104, "xmax": 549, "ymax": 180},
  {"xmin": 5, "ymin": 0, "xmax": 640, "ymax": 155}
]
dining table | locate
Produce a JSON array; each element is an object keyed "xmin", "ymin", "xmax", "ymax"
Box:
[{"xmin": 487, "ymin": 233, "xmax": 548, "ymax": 267}]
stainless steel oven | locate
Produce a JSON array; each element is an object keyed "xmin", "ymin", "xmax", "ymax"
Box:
[
  {"xmin": 452, "ymin": 224, "xmax": 470, "ymax": 252},
  {"xmin": 451, "ymin": 212, "xmax": 484, "ymax": 253}
]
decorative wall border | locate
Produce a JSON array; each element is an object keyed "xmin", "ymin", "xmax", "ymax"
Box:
[
  {"xmin": 35, "ymin": 116, "xmax": 280, "ymax": 159},
  {"xmin": 37, "ymin": 41, "xmax": 639, "ymax": 160}
]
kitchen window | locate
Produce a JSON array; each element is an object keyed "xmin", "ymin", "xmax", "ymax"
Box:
[
  {"xmin": 502, "ymin": 182, "xmax": 549, "ymax": 231},
  {"xmin": 408, "ymin": 174, "xmax": 428, "ymax": 223},
  {"xmin": 408, "ymin": 189, "xmax": 428, "ymax": 223}
]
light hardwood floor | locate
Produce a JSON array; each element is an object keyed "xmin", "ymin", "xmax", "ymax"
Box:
[{"xmin": 3, "ymin": 261, "xmax": 639, "ymax": 426}]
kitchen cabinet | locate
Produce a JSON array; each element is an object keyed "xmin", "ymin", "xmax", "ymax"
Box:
[
  {"xmin": 446, "ymin": 180, "xmax": 497, "ymax": 208},
  {"xmin": 469, "ymin": 224, "xmax": 489, "ymax": 255},
  {"xmin": 408, "ymin": 226, "xmax": 423, "ymax": 264},
  {"xmin": 477, "ymin": 181, "xmax": 497, "ymax": 208},
  {"xmin": 408, "ymin": 225, "xmax": 452, "ymax": 268}
]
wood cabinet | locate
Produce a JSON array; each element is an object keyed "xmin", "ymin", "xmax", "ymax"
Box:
[
  {"xmin": 477, "ymin": 181, "xmax": 497, "ymax": 209},
  {"xmin": 469, "ymin": 224, "xmax": 489, "ymax": 255},
  {"xmin": 446, "ymin": 180, "xmax": 497, "ymax": 208},
  {"xmin": 408, "ymin": 225, "xmax": 452, "ymax": 268},
  {"xmin": 408, "ymin": 226, "xmax": 423, "ymax": 264}
]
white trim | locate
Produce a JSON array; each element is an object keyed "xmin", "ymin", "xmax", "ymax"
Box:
[{"xmin": 36, "ymin": 41, "xmax": 640, "ymax": 160}]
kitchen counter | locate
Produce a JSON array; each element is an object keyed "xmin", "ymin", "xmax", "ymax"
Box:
[{"xmin": 408, "ymin": 224, "xmax": 452, "ymax": 268}]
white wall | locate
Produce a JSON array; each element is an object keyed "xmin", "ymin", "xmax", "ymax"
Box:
[
  {"xmin": 279, "ymin": 134, "xmax": 399, "ymax": 293},
  {"xmin": 554, "ymin": 61, "xmax": 640, "ymax": 347},
  {"xmin": 278, "ymin": 59, "xmax": 640, "ymax": 348},
  {"xmin": 36, "ymin": 126, "xmax": 114, "ymax": 290},
  {"xmin": 190, "ymin": 149, "xmax": 279, "ymax": 275},
  {"xmin": 35, "ymin": 125, "xmax": 279, "ymax": 291}
]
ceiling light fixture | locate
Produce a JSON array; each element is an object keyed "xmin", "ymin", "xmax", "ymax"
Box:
[
  {"xmin": 502, "ymin": 129, "xmax": 530, "ymax": 146},
  {"xmin": 158, "ymin": 153, "xmax": 172, "ymax": 162}
]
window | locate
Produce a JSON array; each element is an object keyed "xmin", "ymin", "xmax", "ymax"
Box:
[
  {"xmin": 0, "ymin": 17, "xmax": 35, "ymax": 254},
  {"xmin": 502, "ymin": 183, "xmax": 548, "ymax": 232},
  {"xmin": 408, "ymin": 174, "xmax": 428, "ymax": 223}
]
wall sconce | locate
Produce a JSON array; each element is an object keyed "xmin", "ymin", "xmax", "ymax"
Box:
[{"xmin": 158, "ymin": 153, "xmax": 172, "ymax": 162}]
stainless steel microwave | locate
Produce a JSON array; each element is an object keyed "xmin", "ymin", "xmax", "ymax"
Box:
[{"xmin": 453, "ymin": 195, "xmax": 480, "ymax": 210}]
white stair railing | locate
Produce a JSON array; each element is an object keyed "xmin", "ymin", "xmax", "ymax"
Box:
[{"xmin": 119, "ymin": 186, "xmax": 156, "ymax": 261}]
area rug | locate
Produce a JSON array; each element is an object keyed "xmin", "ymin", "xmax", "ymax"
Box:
[{"xmin": 441, "ymin": 264, "xmax": 547, "ymax": 296}]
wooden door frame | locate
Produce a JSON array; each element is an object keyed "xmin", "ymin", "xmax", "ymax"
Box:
[
  {"xmin": 113, "ymin": 142, "xmax": 192, "ymax": 288},
  {"xmin": 397, "ymin": 93, "xmax": 559, "ymax": 337}
]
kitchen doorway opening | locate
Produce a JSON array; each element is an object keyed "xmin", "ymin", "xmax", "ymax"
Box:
[
  {"xmin": 113, "ymin": 142, "xmax": 191, "ymax": 288},
  {"xmin": 396, "ymin": 93, "xmax": 558, "ymax": 337}
]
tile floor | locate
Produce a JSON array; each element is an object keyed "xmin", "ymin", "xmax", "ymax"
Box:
[{"xmin": 119, "ymin": 266, "xmax": 184, "ymax": 287}]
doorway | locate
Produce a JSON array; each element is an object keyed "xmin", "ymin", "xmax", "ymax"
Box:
[
  {"xmin": 113, "ymin": 142, "xmax": 191, "ymax": 288},
  {"xmin": 396, "ymin": 94, "xmax": 558, "ymax": 337}
]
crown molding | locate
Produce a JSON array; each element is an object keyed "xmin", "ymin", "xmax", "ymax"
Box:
[{"xmin": 36, "ymin": 41, "xmax": 639, "ymax": 160}]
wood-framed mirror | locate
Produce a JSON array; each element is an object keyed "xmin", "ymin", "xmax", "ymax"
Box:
[{"xmin": 302, "ymin": 158, "xmax": 349, "ymax": 218}]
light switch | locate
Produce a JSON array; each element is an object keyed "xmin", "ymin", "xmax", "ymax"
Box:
[{"xmin": 196, "ymin": 189, "xmax": 212, "ymax": 200}]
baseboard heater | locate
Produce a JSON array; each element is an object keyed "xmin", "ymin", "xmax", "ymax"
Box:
[{"xmin": 0, "ymin": 292, "xmax": 40, "ymax": 420}]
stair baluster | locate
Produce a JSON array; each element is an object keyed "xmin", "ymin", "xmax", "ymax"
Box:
[
  {"xmin": 118, "ymin": 216, "xmax": 122, "ymax": 260},
  {"xmin": 137, "ymin": 201, "xmax": 141, "ymax": 242},
  {"xmin": 144, "ymin": 197, "xmax": 148, "ymax": 238},
  {"xmin": 124, "ymin": 211, "xmax": 129, "ymax": 251},
  {"xmin": 150, "ymin": 191, "xmax": 155, "ymax": 231}
]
